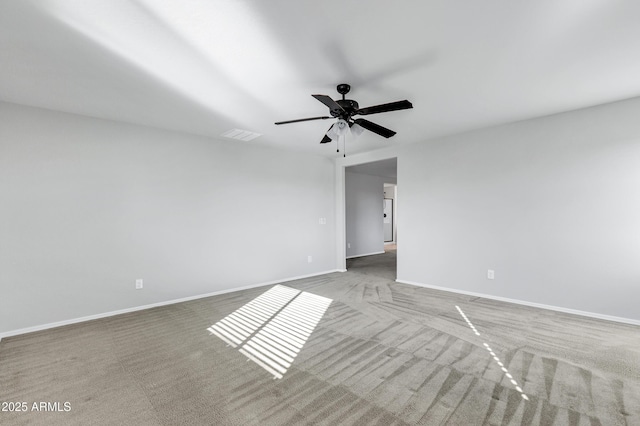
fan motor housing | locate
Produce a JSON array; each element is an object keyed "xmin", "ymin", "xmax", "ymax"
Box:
[{"xmin": 332, "ymin": 99, "xmax": 359, "ymax": 118}]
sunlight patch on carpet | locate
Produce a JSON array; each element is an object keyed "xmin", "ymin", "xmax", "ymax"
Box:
[
  {"xmin": 456, "ymin": 305, "xmax": 529, "ymax": 401},
  {"xmin": 208, "ymin": 285, "xmax": 332, "ymax": 379}
]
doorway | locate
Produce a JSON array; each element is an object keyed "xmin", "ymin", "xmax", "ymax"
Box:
[
  {"xmin": 343, "ymin": 157, "xmax": 397, "ymax": 279},
  {"xmin": 383, "ymin": 183, "xmax": 397, "ymax": 253},
  {"xmin": 384, "ymin": 198, "xmax": 393, "ymax": 242}
]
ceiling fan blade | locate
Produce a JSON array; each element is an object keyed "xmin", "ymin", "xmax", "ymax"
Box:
[
  {"xmin": 312, "ymin": 94, "xmax": 345, "ymax": 113},
  {"xmin": 275, "ymin": 116, "xmax": 331, "ymax": 125},
  {"xmin": 356, "ymin": 100, "xmax": 413, "ymax": 116},
  {"xmin": 354, "ymin": 118, "xmax": 396, "ymax": 138},
  {"xmin": 319, "ymin": 124, "xmax": 335, "ymax": 144}
]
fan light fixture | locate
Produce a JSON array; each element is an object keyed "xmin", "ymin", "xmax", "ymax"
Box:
[
  {"xmin": 350, "ymin": 122, "xmax": 364, "ymax": 137},
  {"xmin": 326, "ymin": 119, "xmax": 349, "ymax": 141}
]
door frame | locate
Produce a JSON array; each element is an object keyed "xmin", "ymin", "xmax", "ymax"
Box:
[{"xmin": 335, "ymin": 149, "xmax": 398, "ymax": 272}]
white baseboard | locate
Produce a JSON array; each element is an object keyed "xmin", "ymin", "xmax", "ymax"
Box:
[
  {"xmin": 0, "ymin": 269, "xmax": 342, "ymax": 340},
  {"xmin": 346, "ymin": 251, "xmax": 385, "ymax": 259},
  {"xmin": 396, "ymin": 278, "xmax": 640, "ymax": 326}
]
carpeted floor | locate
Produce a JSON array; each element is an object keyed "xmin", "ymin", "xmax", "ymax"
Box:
[{"xmin": 1, "ymin": 251, "xmax": 639, "ymax": 425}]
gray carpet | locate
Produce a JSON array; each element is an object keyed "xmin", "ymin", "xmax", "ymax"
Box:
[{"xmin": 1, "ymin": 251, "xmax": 639, "ymax": 425}]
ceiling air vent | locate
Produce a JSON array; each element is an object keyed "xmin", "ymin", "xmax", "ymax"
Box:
[{"xmin": 221, "ymin": 129, "xmax": 261, "ymax": 141}]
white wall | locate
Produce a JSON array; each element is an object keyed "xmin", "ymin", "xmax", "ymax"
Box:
[
  {"xmin": 345, "ymin": 171, "xmax": 385, "ymax": 258},
  {"xmin": 398, "ymin": 96, "xmax": 640, "ymax": 322},
  {"xmin": 0, "ymin": 102, "xmax": 336, "ymax": 335}
]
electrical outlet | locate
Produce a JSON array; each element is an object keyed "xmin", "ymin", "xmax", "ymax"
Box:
[
  {"xmin": 307, "ymin": 255, "xmax": 312, "ymax": 263},
  {"xmin": 487, "ymin": 270, "xmax": 495, "ymax": 280},
  {"xmin": 319, "ymin": 217, "xmax": 327, "ymax": 225},
  {"xmin": 347, "ymin": 243, "xmax": 351, "ymax": 249},
  {"xmin": 135, "ymin": 279, "xmax": 143, "ymax": 289}
]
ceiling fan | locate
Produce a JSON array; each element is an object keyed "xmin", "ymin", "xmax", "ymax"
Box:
[{"xmin": 274, "ymin": 84, "xmax": 413, "ymax": 144}]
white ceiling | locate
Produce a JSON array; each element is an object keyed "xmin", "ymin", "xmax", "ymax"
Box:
[{"xmin": 2, "ymin": 0, "xmax": 640, "ymax": 157}]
